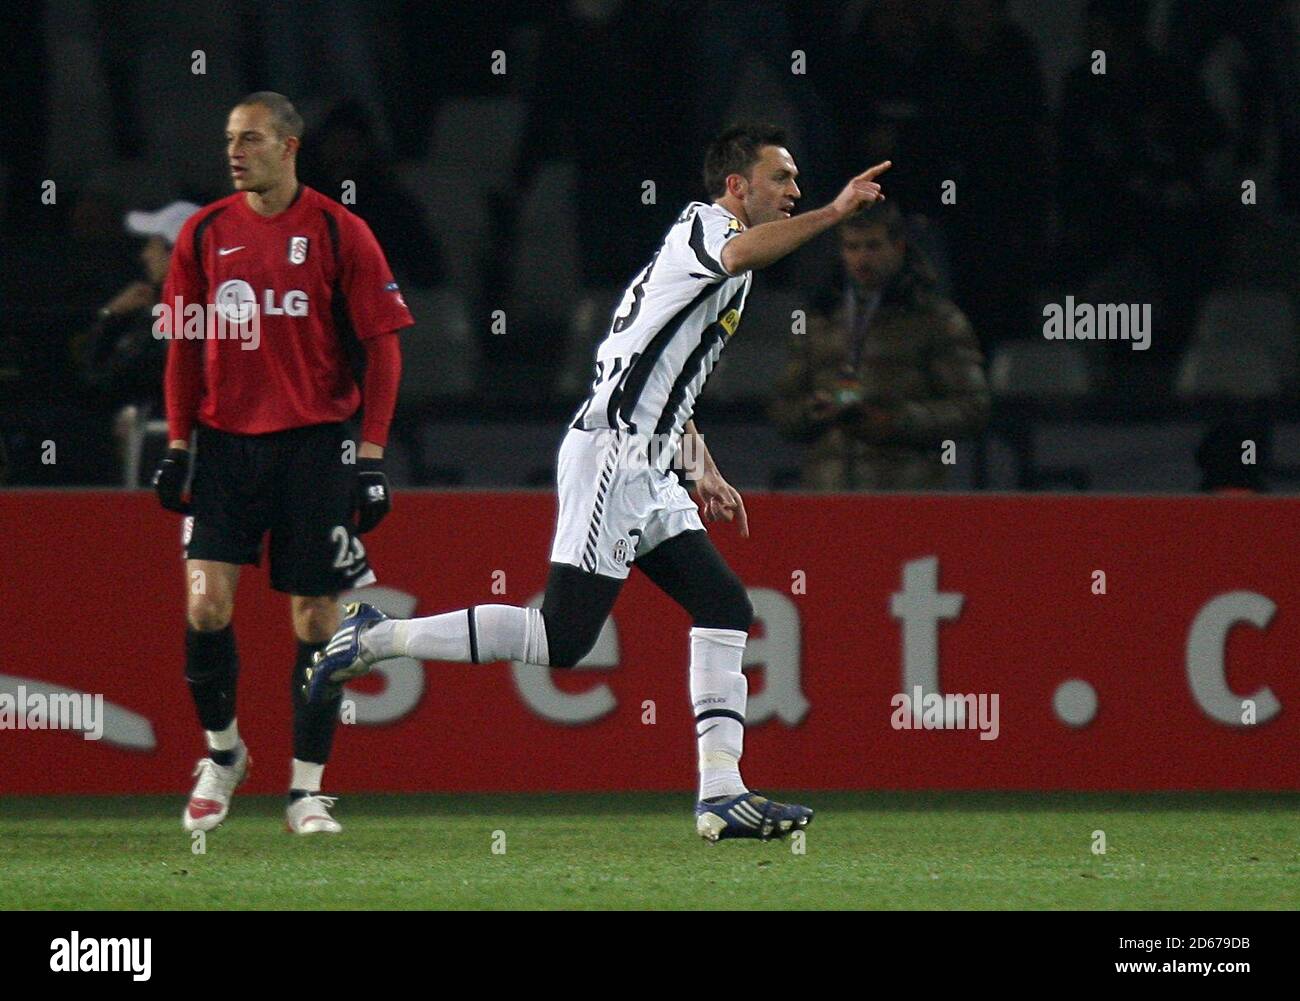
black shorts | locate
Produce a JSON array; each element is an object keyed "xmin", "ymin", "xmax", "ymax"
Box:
[{"xmin": 183, "ymin": 422, "xmax": 375, "ymax": 596}]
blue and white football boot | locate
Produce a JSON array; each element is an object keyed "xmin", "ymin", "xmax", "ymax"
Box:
[
  {"xmin": 303, "ymin": 601, "xmax": 388, "ymax": 702},
  {"xmin": 695, "ymin": 792, "xmax": 814, "ymax": 843}
]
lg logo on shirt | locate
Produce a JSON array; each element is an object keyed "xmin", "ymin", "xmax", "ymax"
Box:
[{"xmin": 213, "ymin": 279, "xmax": 310, "ymax": 319}]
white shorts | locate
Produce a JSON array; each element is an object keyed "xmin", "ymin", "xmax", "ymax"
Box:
[{"xmin": 550, "ymin": 427, "xmax": 705, "ymax": 579}]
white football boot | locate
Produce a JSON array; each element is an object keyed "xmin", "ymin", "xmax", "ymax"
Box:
[
  {"xmin": 285, "ymin": 793, "xmax": 343, "ymax": 835},
  {"xmin": 182, "ymin": 743, "xmax": 251, "ymax": 832}
]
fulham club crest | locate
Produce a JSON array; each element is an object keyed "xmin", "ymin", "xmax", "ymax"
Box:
[{"xmin": 288, "ymin": 236, "xmax": 309, "ymax": 264}]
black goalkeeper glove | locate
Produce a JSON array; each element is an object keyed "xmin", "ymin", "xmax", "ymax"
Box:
[
  {"xmin": 152, "ymin": 447, "xmax": 191, "ymax": 513},
  {"xmin": 354, "ymin": 457, "xmax": 391, "ymax": 534}
]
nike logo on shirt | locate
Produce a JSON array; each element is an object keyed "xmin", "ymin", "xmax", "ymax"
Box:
[{"xmin": 218, "ymin": 246, "xmax": 245, "ymax": 256}]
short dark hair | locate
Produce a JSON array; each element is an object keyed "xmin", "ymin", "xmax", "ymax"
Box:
[
  {"xmin": 840, "ymin": 200, "xmax": 906, "ymax": 241},
  {"xmin": 235, "ymin": 91, "xmax": 304, "ymax": 141},
  {"xmin": 702, "ymin": 123, "xmax": 789, "ymax": 199}
]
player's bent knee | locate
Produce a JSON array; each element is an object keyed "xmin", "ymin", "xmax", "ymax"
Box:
[
  {"xmin": 291, "ymin": 597, "xmax": 340, "ymax": 644},
  {"xmin": 295, "ymin": 617, "xmax": 337, "ymax": 645},
  {"xmin": 540, "ymin": 616, "xmax": 601, "ymax": 669},
  {"xmin": 696, "ymin": 585, "xmax": 753, "ymax": 633},
  {"xmin": 547, "ymin": 647, "xmax": 590, "ymax": 670},
  {"xmin": 187, "ymin": 594, "xmax": 234, "ymax": 632},
  {"xmin": 538, "ymin": 563, "xmax": 623, "ymax": 668},
  {"xmin": 733, "ymin": 590, "xmax": 756, "ymax": 632},
  {"xmin": 538, "ymin": 629, "xmax": 598, "ymax": 665}
]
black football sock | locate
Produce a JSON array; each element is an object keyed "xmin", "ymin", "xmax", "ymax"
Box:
[
  {"xmin": 292, "ymin": 640, "xmax": 341, "ymax": 764},
  {"xmin": 185, "ymin": 624, "xmax": 239, "ymax": 736}
]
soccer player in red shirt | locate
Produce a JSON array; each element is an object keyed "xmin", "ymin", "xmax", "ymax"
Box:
[{"xmin": 151, "ymin": 92, "xmax": 413, "ymax": 834}]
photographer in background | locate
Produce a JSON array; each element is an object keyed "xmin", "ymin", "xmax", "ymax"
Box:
[
  {"xmin": 770, "ymin": 202, "xmax": 989, "ymax": 490},
  {"xmin": 70, "ymin": 200, "xmax": 200, "ymax": 456}
]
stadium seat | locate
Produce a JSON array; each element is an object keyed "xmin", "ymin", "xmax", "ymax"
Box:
[
  {"xmin": 397, "ymin": 98, "xmax": 526, "ymax": 305},
  {"xmin": 988, "ymin": 340, "xmax": 1093, "ymax": 398},
  {"xmin": 555, "ymin": 287, "xmax": 623, "ymax": 398},
  {"xmin": 117, "ymin": 407, "xmax": 169, "ymax": 489},
  {"xmin": 396, "ymin": 285, "xmax": 480, "ymax": 405},
  {"xmin": 45, "ymin": 10, "xmax": 114, "ymax": 177},
  {"xmin": 986, "ymin": 340, "xmax": 1093, "ymax": 490},
  {"xmin": 393, "ymin": 159, "xmax": 488, "ymax": 307},
  {"xmin": 378, "ymin": 437, "xmax": 414, "ymax": 487},
  {"xmin": 1174, "ymin": 341, "xmax": 1281, "ymax": 400},
  {"xmin": 417, "ymin": 420, "xmax": 562, "ymax": 488},
  {"xmin": 507, "ymin": 161, "xmax": 582, "ymax": 325},
  {"xmin": 1186, "ymin": 288, "xmax": 1297, "ymax": 390},
  {"xmin": 428, "ymin": 97, "xmax": 527, "ymax": 190}
]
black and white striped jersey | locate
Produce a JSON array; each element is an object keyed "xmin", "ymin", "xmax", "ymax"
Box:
[{"xmin": 570, "ymin": 201, "xmax": 753, "ymax": 461}]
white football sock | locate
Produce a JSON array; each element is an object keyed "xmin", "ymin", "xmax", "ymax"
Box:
[
  {"xmin": 291, "ymin": 759, "xmax": 324, "ymax": 793},
  {"xmin": 690, "ymin": 626, "xmax": 749, "ymax": 801},
  {"xmin": 363, "ymin": 606, "xmax": 549, "ymax": 665},
  {"xmin": 206, "ymin": 720, "xmax": 240, "ymax": 753}
]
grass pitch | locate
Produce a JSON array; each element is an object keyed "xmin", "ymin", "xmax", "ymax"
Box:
[{"xmin": 2, "ymin": 792, "xmax": 1296, "ymax": 910}]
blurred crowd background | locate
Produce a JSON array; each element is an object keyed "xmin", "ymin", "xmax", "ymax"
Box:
[{"xmin": 2, "ymin": 0, "xmax": 1298, "ymax": 491}]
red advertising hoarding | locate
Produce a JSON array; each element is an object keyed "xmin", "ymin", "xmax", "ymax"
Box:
[{"xmin": 3, "ymin": 492, "xmax": 1297, "ymax": 793}]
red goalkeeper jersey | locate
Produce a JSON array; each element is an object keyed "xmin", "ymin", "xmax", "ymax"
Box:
[{"xmin": 162, "ymin": 184, "xmax": 414, "ymax": 441}]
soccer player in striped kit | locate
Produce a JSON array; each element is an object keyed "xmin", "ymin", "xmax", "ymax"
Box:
[
  {"xmin": 309, "ymin": 124, "xmax": 888, "ymax": 842},
  {"xmin": 153, "ymin": 93, "xmax": 413, "ymax": 834}
]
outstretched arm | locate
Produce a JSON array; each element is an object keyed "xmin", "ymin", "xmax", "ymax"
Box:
[{"xmin": 721, "ymin": 161, "xmax": 891, "ymax": 274}]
